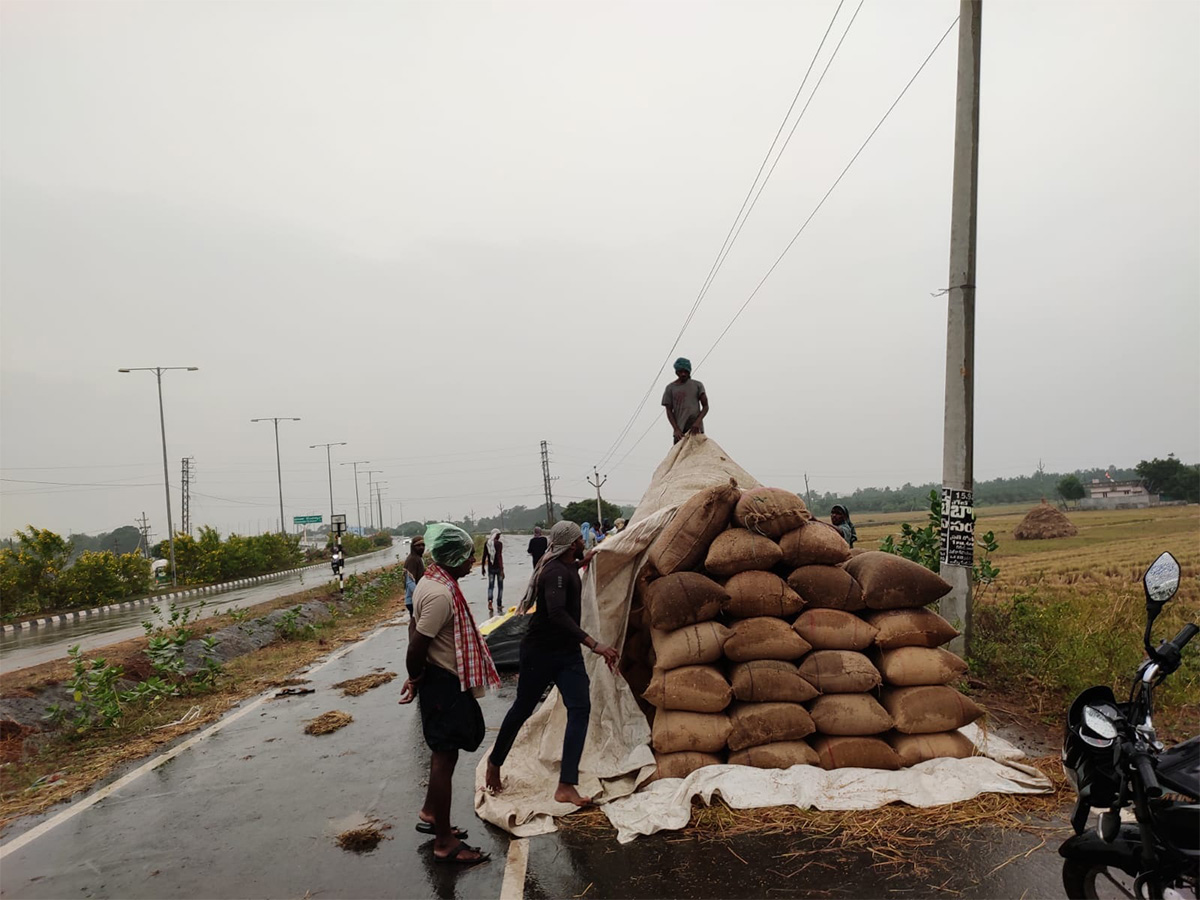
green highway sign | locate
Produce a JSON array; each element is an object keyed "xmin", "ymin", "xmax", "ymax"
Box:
[{"xmin": 293, "ymin": 515, "xmax": 323, "ymax": 525}]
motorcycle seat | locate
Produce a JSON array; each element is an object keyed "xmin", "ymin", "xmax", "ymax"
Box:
[{"xmin": 1158, "ymin": 735, "xmax": 1200, "ymax": 800}]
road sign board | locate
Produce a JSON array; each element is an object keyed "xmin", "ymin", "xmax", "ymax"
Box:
[{"xmin": 293, "ymin": 515, "xmax": 323, "ymax": 525}]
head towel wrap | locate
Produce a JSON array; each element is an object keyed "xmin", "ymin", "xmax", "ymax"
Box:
[
  {"xmin": 423, "ymin": 523, "xmax": 475, "ymax": 567},
  {"xmin": 673, "ymin": 357, "xmax": 692, "ymax": 373}
]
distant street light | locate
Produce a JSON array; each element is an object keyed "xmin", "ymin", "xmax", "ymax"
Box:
[
  {"xmin": 340, "ymin": 460, "xmax": 370, "ymax": 536},
  {"xmin": 310, "ymin": 442, "xmax": 347, "ymax": 524},
  {"xmin": 251, "ymin": 417, "xmax": 301, "ymax": 533},
  {"xmin": 118, "ymin": 366, "xmax": 199, "ymax": 587}
]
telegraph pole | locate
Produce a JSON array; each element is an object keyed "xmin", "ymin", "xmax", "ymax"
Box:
[
  {"xmin": 587, "ymin": 468, "xmax": 608, "ymax": 527},
  {"xmin": 340, "ymin": 460, "xmax": 370, "ymax": 535},
  {"xmin": 939, "ymin": 0, "xmax": 982, "ymax": 657},
  {"xmin": 364, "ymin": 470, "xmax": 382, "ymax": 532},
  {"xmin": 136, "ymin": 512, "xmax": 152, "ymax": 559},
  {"xmin": 310, "ymin": 442, "xmax": 347, "ymax": 524},
  {"xmin": 497, "ymin": 502, "xmax": 505, "ymax": 530},
  {"xmin": 540, "ymin": 440, "xmax": 557, "ymax": 526},
  {"xmin": 180, "ymin": 457, "xmax": 195, "ymax": 536}
]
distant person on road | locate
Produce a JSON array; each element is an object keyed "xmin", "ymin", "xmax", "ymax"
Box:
[
  {"xmin": 404, "ymin": 536, "xmax": 426, "ymax": 618},
  {"xmin": 581, "ymin": 522, "xmax": 595, "ymax": 551},
  {"xmin": 399, "ymin": 523, "xmax": 498, "ymax": 867},
  {"xmin": 481, "ymin": 529, "xmax": 504, "ymax": 617},
  {"xmin": 830, "ymin": 505, "xmax": 857, "ymax": 547},
  {"xmin": 485, "ymin": 521, "xmax": 620, "ymax": 807},
  {"xmin": 527, "ymin": 526, "xmax": 548, "ymax": 567},
  {"xmin": 662, "ymin": 357, "xmax": 708, "ymax": 444}
]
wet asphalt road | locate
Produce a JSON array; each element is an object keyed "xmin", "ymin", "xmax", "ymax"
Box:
[
  {"xmin": 0, "ymin": 546, "xmax": 1074, "ymax": 899},
  {"xmin": 0, "ymin": 547, "xmax": 398, "ymax": 671}
]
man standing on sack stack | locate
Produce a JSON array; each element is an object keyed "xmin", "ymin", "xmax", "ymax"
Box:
[{"xmin": 662, "ymin": 356, "xmax": 709, "ymax": 444}]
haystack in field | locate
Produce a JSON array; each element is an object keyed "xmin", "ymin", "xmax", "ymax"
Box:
[{"xmin": 1013, "ymin": 501, "xmax": 1078, "ymax": 540}]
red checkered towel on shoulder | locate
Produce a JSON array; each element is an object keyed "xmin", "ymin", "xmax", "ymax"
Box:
[{"xmin": 423, "ymin": 564, "xmax": 501, "ymax": 691}]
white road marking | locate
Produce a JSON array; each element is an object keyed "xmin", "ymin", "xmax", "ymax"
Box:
[{"xmin": 500, "ymin": 838, "xmax": 528, "ymax": 900}]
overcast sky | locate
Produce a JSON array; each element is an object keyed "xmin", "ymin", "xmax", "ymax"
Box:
[{"xmin": 2, "ymin": 0, "xmax": 1197, "ymax": 540}]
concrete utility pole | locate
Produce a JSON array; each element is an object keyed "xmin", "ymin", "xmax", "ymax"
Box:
[
  {"xmin": 118, "ymin": 365, "xmax": 198, "ymax": 587},
  {"xmin": 375, "ymin": 484, "xmax": 387, "ymax": 534},
  {"xmin": 310, "ymin": 442, "xmax": 347, "ymax": 524},
  {"xmin": 497, "ymin": 503, "xmax": 505, "ymax": 531},
  {"xmin": 252, "ymin": 418, "xmax": 300, "ymax": 534},
  {"xmin": 540, "ymin": 440, "xmax": 557, "ymax": 526},
  {"xmin": 587, "ymin": 468, "xmax": 608, "ymax": 527},
  {"xmin": 939, "ymin": 0, "xmax": 982, "ymax": 657},
  {"xmin": 180, "ymin": 457, "xmax": 195, "ymax": 536},
  {"xmin": 136, "ymin": 512, "xmax": 152, "ymax": 559},
  {"xmin": 340, "ymin": 460, "xmax": 370, "ymax": 535},
  {"xmin": 364, "ymin": 470, "xmax": 383, "ymax": 532}
]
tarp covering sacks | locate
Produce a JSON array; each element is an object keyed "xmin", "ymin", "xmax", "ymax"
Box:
[{"xmin": 473, "ymin": 435, "xmax": 1052, "ymax": 840}]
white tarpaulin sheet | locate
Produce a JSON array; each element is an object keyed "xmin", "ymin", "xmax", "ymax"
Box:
[{"xmin": 474, "ymin": 435, "xmax": 1052, "ymax": 840}]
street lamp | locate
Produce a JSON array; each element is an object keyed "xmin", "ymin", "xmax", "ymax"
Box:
[
  {"xmin": 310, "ymin": 442, "xmax": 347, "ymax": 525},
  {"xmin": 340, "ymin": 460, "xmax": 370, "ymax": 536},
  {"xmin": 118, "ymin": 365, "xmax": 199, "ymax": 587},
  {"xmin": 251, "ymin": 417, "xmax": 300, "ymax": 533}
]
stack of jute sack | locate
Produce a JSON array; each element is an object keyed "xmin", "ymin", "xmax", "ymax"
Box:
[{"xmin": 621, "ymin": 480, "xmax": 984, "ymax": 782}]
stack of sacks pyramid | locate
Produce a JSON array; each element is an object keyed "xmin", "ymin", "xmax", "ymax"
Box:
[{"xmin": 623, "ymin": 482, "xmax": 984, "ymax": 781}]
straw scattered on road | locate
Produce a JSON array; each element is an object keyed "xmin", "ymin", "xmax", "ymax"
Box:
[
  {"xmin": 332, "ymin": 672, "xmax": 397, "ymax": 696},
  {"xmin": 305, "ymin": 711, "xmax": 353, "ymax": 735}
]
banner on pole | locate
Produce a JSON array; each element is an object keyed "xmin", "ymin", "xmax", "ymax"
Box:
[{"xmin": 940, "ymin": 487, "xmax": 974, "ymax": 567}]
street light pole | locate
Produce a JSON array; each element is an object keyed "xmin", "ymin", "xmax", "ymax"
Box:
[
  {"xmin": 310, "ymin": 442, "xmax": 347, "ymax": 526},
  {"xmin": 252, "ymin": 417, "xmax": 300, "ymax": 533},
  {"xmin": 118, "ymin": 365, "xmax": 198, "ymax": 587},
  {"xmin": 340, "ymin": 460, "xmax": 370, "ymax": 536}
]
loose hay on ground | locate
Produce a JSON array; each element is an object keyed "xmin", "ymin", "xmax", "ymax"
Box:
[
  {"xmin": 332, "ymin": 672, "xmax": 397, "ymax": 696},
  {"xmin": 305, "ymin": 710, "xmax": 353, "ymax": 735},
  {"xmin": 336, "ymin": 821, "xmax": 392, "ymax": 852}
]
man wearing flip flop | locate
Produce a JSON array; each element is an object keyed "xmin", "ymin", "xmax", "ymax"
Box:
[
  {"xmin": 485, "ymin": 520, "xmax": 620, "ymax": 807},
  {"xmin": 399, "ymin": 523, "xmax": 500, "ymax": 866}
]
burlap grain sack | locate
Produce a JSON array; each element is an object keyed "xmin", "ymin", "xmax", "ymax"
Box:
[
  {"xmin": 727, "ymin": 701, "xmax": 816, "ymax": 751},
  {"xmin": 881, "ymin": 685, "xmax": 984, "ymax": 734},
  {"xmin": 705, "ymin": 528, "xmax": 783, "ymax": 577},
  {"xmin": 724, "ymin": 617, "xmax": 812, "ymax": 663},
  {"xmin": 651, "ymin": 621, "xmax": 732, "ymax": 670},
  {"xmin": 787, "ymin": 565, "xmax": 865, "ymax": 612},
  {"xmin": 722, "ymin": 570, "xmax": 805, "ymax": 619},
  {"xmin": 734, "ymin": 487, "xmax": 811, "ymax": 538},
  {"xmin": 651, "ymin": 709, "xmax": 732, "ymax": 753},
  {"xmin": 845, "ymin": 551, "xmax": 953, "ymax": 610},
  {"xmin": 729, "ymin": 659, "xmax": 819, "ymax": 703},
  {"xmin": 643, "ymin": 665, "xmax": 732, "ymax": 713},
  {"xmin": 865, "ymin": 608, "xmax": 960, "ymax": 649},
  {"xmin": 885, "ymin": 731, "xmax": 977, "ymax": 767},
  {"xmin": 728, "ymin": 740, "xmax": 819, "ymax": 769},
  {"xmin": 807, "ymin": 694, "xmax": 893, "ymax": 735},
  {"xmin": 644, "ymin": 572, "xmax": 728, "ymax": 631},
  {"xmin": 876, "ymin": 646, "xmax": 968, "ymax": 686},
  {"xmin": 797, "ymin": 650, "xmax": 881, "ymax": 693},
  {"xmin": 648, "ymin": 480, "xmax": 741, "ymax": 576},
  {"xmin": 779, "ymin": 521, "xmax": 851, "ymax": 567},
  {"xmin": 793, "ymin": 608, "xmax": 878, "ymax": 651},
  {"xmin": 648, "ymin": 750, "xmax": 725, "ymax": 782},
  {"xmin": 811, "ymin": 735, "xmax": 901, "ymax": 770}
]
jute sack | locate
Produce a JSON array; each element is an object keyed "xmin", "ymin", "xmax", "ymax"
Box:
[
  {"xmin": 807, "ymin": 694, "xmax": 893, "ymax": 736},
  {"xmin": 644, "ymin": 572, "xmax": 728, "ymax": 631},
  {"xmin": 728, "ymin": 740, "xmax": 819, "ymax": 769},
  {"xmin": 845, "ymin": 551, "xmax": 953, "ymax": 610},
  {"xmin": 649, "ymin": 750, "xmax": 724, "ymax": 782},
  {"xmin": 651, "ymin": 709, "xmax": 732, "ymax": 753},
  {"xmin": 881, "ymin": 685, "xmax": 984, "ymax": 734},
  {"xmin": 793, "ymin": 608, "xmax": 878, "ymax": 651},
  {"xmin": 797, "ymin": 650, "xmax": 882, "ymax": 693},
  {"xmin": 787, "ymin": 565, "xmax": 865, "ymax": 612},
  {"xmin": 727, "ymin": 701, "xmax": 816, "ymax": 751},
  {"xmin": 722, "ymin": 570, "xmax": 805, "ymax": 619},
  {"xmin": 643, "ymin": 665, "xmax": 732, "ymax": 713},
  {"xmin": 651, "ymin": 621, "xmax": 732, "ymax": 670},
  {"xmin": 648, "ymin": 479, "xmax": 741, "ymax": 576},
  {"xmin": 885, "ymin": 731, "xmax": 976, "ymax": 767},
  {"xmin": 779, "ymin": 522, "xmax": 851, "ymax": 567},
  {"xmin": 734, "ymin": 487, "xmax": 811, "ymax": 538},
  {"xmin": 876, "ymin": 646, "xmax": 968, "ymax": 686},
  {"xmin": 811, "ymin": 735, "xmax": 901, "ymax": 770},
  {"xmin": 729, "ymin": 660, "xmax": 819, "ymax": 703},
  {"xmin": 705, "ymin": 528, "xmax": 783, "ymax": 577},
  {"xmin": 865, "ymin": 608, "xmax": 960, "ymax": 649},
  {"xmin": 724, "ymin": 617, "xmax": 812, "ymax": 663}
]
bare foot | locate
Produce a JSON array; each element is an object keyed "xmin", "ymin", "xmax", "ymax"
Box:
[
  {"xmin": 553, "ymin": 783, "xmax": 594, "ymax": 807},
  {"xmin": 485, "ymin": 761, "xmax": 503, "ymax": 794}
]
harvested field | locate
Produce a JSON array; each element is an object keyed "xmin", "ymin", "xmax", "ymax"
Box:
[
  {"xmin": 332, "ymin": 672, "xmax": 397, "ymax": 696},
  {"xmin": 305, "ymin": 711, "xmax": 353, "ymax": 735}
]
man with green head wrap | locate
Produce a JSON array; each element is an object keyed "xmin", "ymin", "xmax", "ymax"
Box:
[{"xmin": 662, "ymin": 356, "xmax": 709, "ymax": 444}]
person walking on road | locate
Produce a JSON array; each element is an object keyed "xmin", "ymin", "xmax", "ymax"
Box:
[
  {"xmin": 662, "ymin": 357, "xmax": 709, "ymax": 444},
  {"xmin": 484, "ymin": 521, "xmax": 620, "ymax": 807},
  {"xmin": 403, "ymin": 535, "xmax": 426, "ymax": 618},
  {"xmin": 527, "ymin": 526, "xmax": 548, "ymax": 567},
  {"xmin": 481, "ymin": 529, "xmax": 504, "ymax": 617},
  {"xmin": 399, "ymin": 523, "xmax": 499, "ymax": 866}
]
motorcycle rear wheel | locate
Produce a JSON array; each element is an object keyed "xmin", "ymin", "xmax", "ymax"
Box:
[{"xmin": 1062, "ymin": 860, "xmax": 1139, "ymax": 899}]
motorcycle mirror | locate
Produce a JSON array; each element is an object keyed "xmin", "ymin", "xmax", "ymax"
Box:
[{"xmin": 1143, "ymin": 551, "xmax": 1181, "ymax": 610}]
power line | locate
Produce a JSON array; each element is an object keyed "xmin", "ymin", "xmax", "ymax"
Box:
[{"xmin": 697, "ymin": 14, "xmax": 960, "ymax": 369}]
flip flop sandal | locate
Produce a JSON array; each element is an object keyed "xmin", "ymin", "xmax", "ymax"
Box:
[
  {"xmin": 415, "ymin": 821, "xmax": 468, "ymax": 839},
  {"xmin": 434, "ymin": 842, "xmax": 490, "ymax": 865}
]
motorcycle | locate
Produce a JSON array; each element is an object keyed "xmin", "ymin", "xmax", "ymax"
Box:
[{"xmin": 1060, "ymin": 551, "xmax": 1199, "ymax": 899}]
